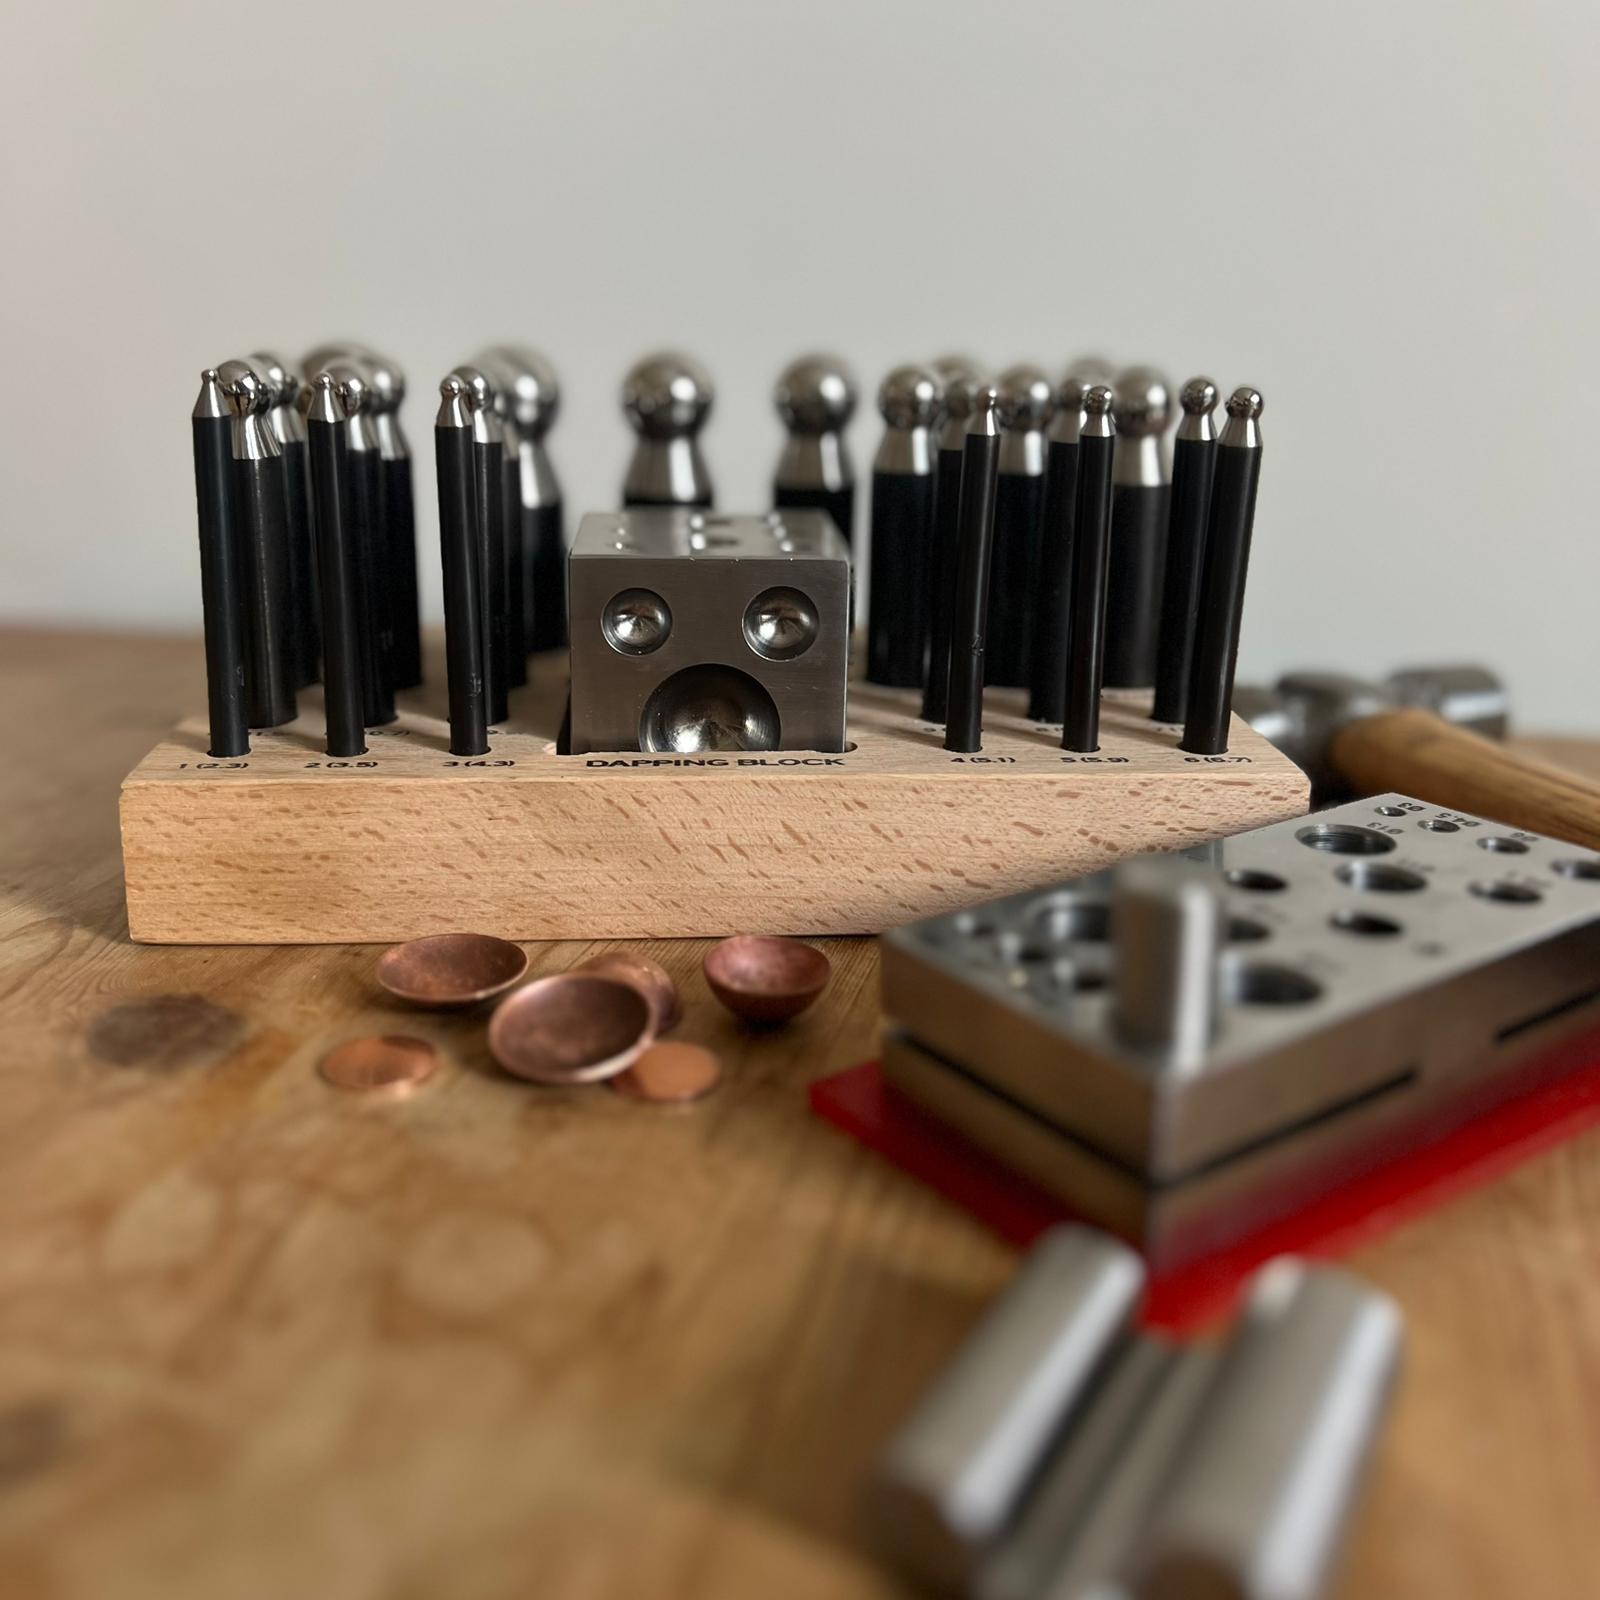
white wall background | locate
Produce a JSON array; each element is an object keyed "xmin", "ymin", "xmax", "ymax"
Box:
[{"xmin": 3, "ymin": 0, "xmax": 1597, "ymax": 728}]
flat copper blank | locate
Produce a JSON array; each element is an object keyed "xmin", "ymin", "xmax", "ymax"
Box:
[
  {"xmin": 319, "ymin": 1035, "xmax": 440, "ymax": 1096},
  {"xmin": 576, "ymin": 951, "xmax": 683, "ymax": 1034},
  {"xmin": 376, "ymin": 933, "xmax": 529, "ymax": 1008},
  {"xmin": 612, "ymin": 1041, "xmax": 722, "ymax": 1104},
  {"xmin": 488, "ymin": 974, "xmax": 655, "ymax": 1085},
  {"xmin": 704, "ymin": 934, "xmax": 832, "ymax": 1024}
]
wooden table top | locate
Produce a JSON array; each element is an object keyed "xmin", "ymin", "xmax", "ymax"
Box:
[{"xmin": 1, "ymin": 626, "xmax": 1596, "ymax": 1600}]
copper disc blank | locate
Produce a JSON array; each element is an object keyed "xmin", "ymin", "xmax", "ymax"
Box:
[
  {"xmin": 612, "ymin": 1041, "xmax": 722, "ymax": 1104},
  {"xmin": 319, "ymin": 1035, "xmax": 440, "ymax": 1096}
]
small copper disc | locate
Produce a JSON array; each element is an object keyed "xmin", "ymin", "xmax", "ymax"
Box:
[
  {"xmin": 612, "ymin": 1041, "xmax": 722, "ymax": 1104},
  {"xmin": 575, "ymin": 951, "xmax": 683, "ymax": 1033},
  {"xmin": 488, "ymin": 973, "xmax": 655, "ymax": 1085},
  {"xmin": 376, "ymin": 933, "xmax": 528, "ymax": 1008},
  {"xmin": 319, "ymin": 1035, "xmax": 439, "ymax": 1096}
]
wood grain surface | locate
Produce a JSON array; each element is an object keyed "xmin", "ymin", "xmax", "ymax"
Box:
[
  {"xmin": 2, "ymin": 628, "xmax": 1599, "ymax": 1600},
  {"xmin": 119, "ymin": 662, "xmax": 1306, "ymax": 944}
]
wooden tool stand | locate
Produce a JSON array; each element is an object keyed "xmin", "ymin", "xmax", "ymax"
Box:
[{"xmin": 120, "ymin": 654, "xmax": 1308, "ymax": 944}]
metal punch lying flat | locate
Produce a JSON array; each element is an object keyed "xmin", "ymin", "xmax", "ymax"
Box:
[
  {"xmin": 869, "ymin": 1226, "xmax": 1403, "ymax": 1600},
  {"xmin": 880, "ymin": 793, "xmax": 1600, "ymax": 1268}
]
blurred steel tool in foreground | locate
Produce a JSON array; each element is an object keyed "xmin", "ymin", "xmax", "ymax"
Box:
[{"xmin": 870, "ymin": 1226, "xmax": 1403, "ymax": 1600}]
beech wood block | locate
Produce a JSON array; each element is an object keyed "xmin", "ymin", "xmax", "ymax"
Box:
[{"xmin": 120, "ymin": 656, "xmax": 1308, "ymax": 944}]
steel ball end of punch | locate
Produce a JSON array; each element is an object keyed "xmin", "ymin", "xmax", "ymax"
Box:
[
  {"xmin": 1103, "ymin": 365, "xmax": 1173, "ymax": 692},
  {"xmin": 480, "ymin": 345, "xmax": 561, "ymax": 442},
  {"xmin": 304, "ymin": 342, "xmax": 407, "ymax": 423},
  {"xmin": 772, "ymin": 352, "xmax": 859, "ymax": 547},
  {"xmin": 435, "ymin": 373, "xmax": 489, "ymax": 758},
  {"xmin": 985, "ymin": 364, "xmax": 1054, "ymax": 689},
  {"xmin": 932, "ymin": 354, "xmax": 984, "ymax": 386},
  {"xmin": 866, "ymin": 363, "xmax": 943, "ymax": 689},
  {"xmin": 922, "ymin": 363, "xmax": 986, "ymax": 724},
  {"xmin": 942, "ymin": 382, "xmax": 1002, "ymax": 754},
  {"xmin": 1149, "ymin": 377, "xmax": 1219, "ymax": 725},
  {"xmin": 218, "ymin": 358, "xmax": 297, "ymax": 731},
  {"xmin": 1060, "ymin": 384, "xmax": 1117, "ymax": 753},
  {"xmin": 621, "ymin": 351, "xmax": 714, "ymax": 509},
  {"xmin": 1179, "ymin": 385, "xmax": 1264, "ymax": 758},
  {"xmin": 1178, "ymin": 375, "xmax": 1219, "ymax": 419},
  {"xmin": 1062, "ymin": 353, "xmax": 1116, "ymax": 389},
  {"xmin": 190, "ymin": 367, "xmax": 250, "ymax": 757}
]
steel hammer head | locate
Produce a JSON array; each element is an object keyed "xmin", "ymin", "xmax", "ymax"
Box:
[{"xmin": 1239, "ymin": 665, "xmax": 1508, "ymax": 798}]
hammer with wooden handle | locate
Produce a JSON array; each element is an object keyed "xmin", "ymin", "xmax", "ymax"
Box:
[{"xmin": 1238, "ymin": 668, "xmax": 1600, "ymax": 849}]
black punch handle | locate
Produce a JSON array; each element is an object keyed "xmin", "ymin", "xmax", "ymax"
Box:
[
  {"xmin": 1151, "ymin": 432, "xmax": 1217, "ymax": 724},
  {"xmin": 280, "ymin": 435, "xmax": 320, "ymax": 690},
  {"xmin": 984, "ymin": 472, "xmax": 1043, "ymax": 686},
  {"xmin": 774, "ymin": 481, "xmax": 856, "ymax": 549},
  {"xmin": 866, "ymin": 469, "xmax": 936, "ymax": 687},
  {"xmin": 530, "ymin": 500, "xmax": 567, "ymax": 651},
  {"xmin": 235, "ymin": 452, "xmax": 298, "ymax": 729},
  {"xmin": 943, "ymin": 430, "xmax": 1002, "ymax": 753},
  {"xmin": 307, "ymin": 408, "xmax": 368, "ymax": 758},
  {"xmin": 1026, "ymin": 437, "xmax": 1079, "ymax": 723},
  {"xmin": 1102, "ymin": 481, "xmax": 1170, "ymax": 688},
  {"xmin": 349, "ymin": 445, "xmax": 396, "ymax": 727},
  {"xmin": 502, "ymin": 449, "xmax": 528, "ymax": 687},
  {"xmin": 1061, "ymin": 429, "xmax": 1116, "ymax": 752},
  {"xmin": 191, "ymin": 405, "xmax": 249, "ymax": 757},
  {"xmin": 475, "ymin": 436, "xmax": 509, "ymax": 724},
  {"xmin": 625, "ymin": 490, "xmax": 712, "ymax": 509},
  {"xmin": 920, "ymin": 443, "xmax": 965, "ymax": 723},
  {"xmin": 437, "ymin": 422, "xmax": 489, "ymax": 757},
  {"xmin": 382, "ymin": 455, "xmax": 423, "ymax": 691},
  {"xmin": 1181, "ymin": 434, "xmax": 1262, "ymax": 756}
]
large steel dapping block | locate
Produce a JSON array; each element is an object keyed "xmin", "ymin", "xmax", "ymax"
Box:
[
  {"xmin": 880, "ymin": 794, "xmax": 1600, "ymax": 1265},
  {"xmin": 566, "ymin": 508, "xmax": 850, "ymax": 756}
]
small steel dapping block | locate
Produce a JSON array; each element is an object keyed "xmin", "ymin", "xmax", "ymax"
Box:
[
  {"xmin": 566, "ymin": 509, "xmax": 849, "ymax": 755},
  {"xmin": 881, "ymin": 794, "xmax": 1600, "ymax": 1264}
]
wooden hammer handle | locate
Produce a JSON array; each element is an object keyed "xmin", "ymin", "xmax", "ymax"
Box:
[{"xmin": 1330, "ymin": 707, "xmax": 1600, "ymax": 850}]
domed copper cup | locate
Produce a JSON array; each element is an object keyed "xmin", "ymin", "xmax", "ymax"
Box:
[
  {"xmin": 575, "ymin": 951, "xmax": 682, "ymax": 1034},
  {"xmin": 377, "ymin": 933, "xmax": 528, "ymax": 1008},
  {"xmin": 704, "ymin": 934, "xmax": 831, "ymax": 1024},
  {"xmin": 488, "ymin": 973, "xmax": 655, "ymax": 1085}
]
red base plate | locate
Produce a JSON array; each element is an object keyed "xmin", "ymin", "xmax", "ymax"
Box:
[{"xmin": 809, "ymin": 1031, "xmax": 1600, "ymax": 1331}]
